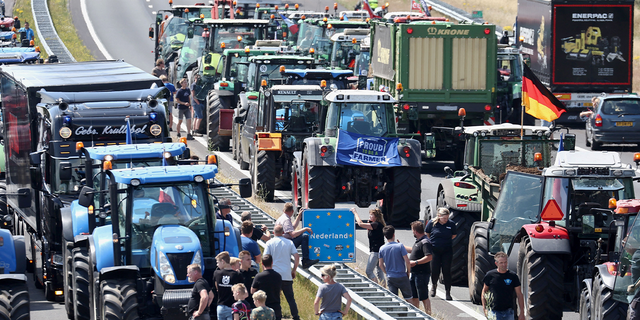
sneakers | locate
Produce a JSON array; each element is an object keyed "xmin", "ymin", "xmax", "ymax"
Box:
[
  {"xmin": 302, "ymin": 258, "xmax": 319, "ymax": 269},
  {"xmin": 177, "ymin": 132, "xmax": 181, "ymax": 138},
  {"xmin": 187, "ymin": 134, "xmax": 194, "ymax": 140},
  {"xmin": 191, "ymin": 131, "xmax": 202, "ymax": 137},
  {"xmin": 430, "ymin": 285, "xmax": 437, "ymax": 297}
]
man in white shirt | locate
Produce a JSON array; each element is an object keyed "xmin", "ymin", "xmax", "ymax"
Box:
[
  {"xmin": 264, "ymin": 225, "xmax": 301, "ymax": 320},
  {"xmin": 274, "ymin": 202, "xmax": 319, "ymax": 269}
]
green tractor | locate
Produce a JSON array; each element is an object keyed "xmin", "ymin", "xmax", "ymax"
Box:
[
  {"xmin": 292, "ymin": 89, "xmax": 422, "ymax": 227},
  {"xmin": 296, "ymin": 18, "xmax": 369, "ymax": 61},
  {"xmin": 329, "ymin": 28, "xmax": 369, "ymax": 70}
]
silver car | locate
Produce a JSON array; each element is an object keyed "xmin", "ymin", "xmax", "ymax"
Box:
[{"xmin": 586, "ymin": 94, "xmax": 640, "ymax": 150}]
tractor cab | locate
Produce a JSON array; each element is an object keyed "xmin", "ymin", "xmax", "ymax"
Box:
[
  {"xmin": 329, "ymin": 29, "xmax": 369, "ymax": 70},
  {"xmin": 611, "ymin": 200, "xmax": 640, "ymax": 305},
  {"xmin": 322, "ymin": 90, "xmax": 396, "ymax": 138}
]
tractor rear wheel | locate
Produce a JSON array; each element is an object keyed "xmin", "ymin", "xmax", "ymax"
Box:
[
  {"xmin": 207, "ymin": 92, "xmax": 230, "ymax": 151},
  {"xmin": 100, "ymin": 279, "xmax": 139, "ymax": 320},
  {"xmin": 302, "ymin": 149, "xmax": 335, "ymax": 209},
  {"xmin": 446, "ymin": 210, "xmax": 479, "ymax": 285},
  {"xmin": 518, "ymin": 236, "xmax": 564, "ymax": 320},
  {"xmin": 254, "ymin": 150, "xmax": 276, "ymax": 202},
  {"xmin": 386, "ymin": 167, "xmax": 420, "ymax": 228},
  {"xmin": 72, "ymin": 247, "xmax": 91, "ymax": 320},
  {"xmin": 592, "ymin": 272, "xmax": 627, "ymax": 320},
  {"xmin": 0, "ymin": 281, "xmax": 29, "ymax": 320},
  {"xmin": 468, "ymin": 222, "xmax": 493, "ymax": 304},
  {"xmin": 579, "ymin": 286, "xmax": 591, "ymax": 320}
]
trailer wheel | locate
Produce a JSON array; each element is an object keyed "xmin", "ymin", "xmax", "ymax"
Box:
[
  {"xmin": 303, "ymin": 149, "xmax": 335, "ymax": 209},
  {"xmin": 72, "ymin": 247, "xmax": 91, "ymax": 320},
  {"xmin": 592, "ymin": 272, "xmax": 627, "ymax": 320},
  {"xmin": 386, "ymin": 167, "xmax": 420, "ymax": 228},
  {"xmin": 579, "ymin": 286, "xmax": 591, "ymax": 320},
  {"xmin": 207, "ymin": 92, "xmax": 230, "ymax": 151},
  {"xmin": 518, "ymin": 236, "xmax": 564, "ymax": 320},
  {"xmin": 0, "ymin": 281, "xmax": 29, "ymax": 320},
  {"xmin": 253, "ymin": 150, "xmax": 276, "ymax": 202},
  {"xmin": 291, "ymin": 158, "xmax": 302, "ymax": 213},
  {"xmin": 446, "ymin": 211, "xmax": 479, "ymax": 285},
  {"xmin": 468, "ymin": 222, "xmax": 493, "ymax": 304},
  {"xmin": 100, "ymin": 279, "xmax": 139, "ymax": 320},
  {"xmin": 64, "ymin": 245, "xmax": 74, "ymax": 319}
]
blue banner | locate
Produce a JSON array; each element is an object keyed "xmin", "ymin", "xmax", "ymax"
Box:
[
  {"xmin": 303, "ymin": 209, "xmax": 355, "ymax": 263},
  {"xmin": 336, "ymin": 129, "xmax": 402, "ymax": 167}
]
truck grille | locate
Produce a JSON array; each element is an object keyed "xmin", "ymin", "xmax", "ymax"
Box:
[{"xmin": 167, "ymin": 252, "xmax": 194, "ymax": 281}]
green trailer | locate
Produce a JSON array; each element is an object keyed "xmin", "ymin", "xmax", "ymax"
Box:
[{"xmin": 370, "ymin": 20, "xmax": 498, "ymax": 168}]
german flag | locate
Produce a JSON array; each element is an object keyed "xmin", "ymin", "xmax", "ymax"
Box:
[{"xmin": 522, "ymin": 64, "xmax": 567, "ymax": 122}]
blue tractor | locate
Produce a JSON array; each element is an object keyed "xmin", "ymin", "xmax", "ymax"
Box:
[
  {"xmin": 72, "ymin": 165, "xmax": 250, "ymax": 320},
  {"xmin": 0, "ymin": 228, "xmax": 29, "ymax": 320}
]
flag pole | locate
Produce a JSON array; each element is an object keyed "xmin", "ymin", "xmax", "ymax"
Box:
[{"xmin": 520, "ymin": 101, "xmax": 524, "ymax": 140}]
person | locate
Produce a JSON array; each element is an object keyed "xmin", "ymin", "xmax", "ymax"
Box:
[
  {"xmin": 250, "ymin": 290, "xmax": 275, "ymax": 320},
  {"xmin": 175, "ymin": 78, "xmax": 194, "ymax": 140},
  {"xmin": 152, "ymin": 58, "xmax": 167, "ymax": 78},
  {"xmin": 499, "ymin": 31, "xmax": 510, "ymax": 44},
  {"xmin": 239, "ymin": 251, "xmax": 258, "ymax": 307},
  {"xmin": 230, "ymin": 257, "xmax": 241, "ymax": 272},
  {"xmin": 378, "ymin": 225, "xmax": 413, "ymax": 302},
  {"xmin": 298, "ymin": 30, "xmax": 314, "ymax": 51},
  {"xmin": 353, "ymin": 208, "xmax": 386, "ymax": 286},
  {"xmin": 408, "ymin": 220, "xmax": 433, "ymax": 313},
  {"xmin": 275, "ymin": 203, "xmax": 319, "ymax": 269},
  {"xmin": 482, "ymin": 252, "xmax": 525, "ymax": 320},
  {"xmin": 580, "ymin": 96, "xmax": 600, "ymax": 119},
  {"xmin": 264, "ymin": 225, "xmax": 300, "ymax": 320},
  {"xmin": 18, "ymin": 22, "xmax": 34, "ymax": 41},
  {"xmin": 251, "ymin": 254, "xmax": 282, "ymax": 319},
  {"xmin": 187, "ymin": 264, "xmax": 214, "ymax": 320},
  {"xmin": 241, "ymin": 211, "xmax": 271, "ymax": 242},
  {"xmin": 190, "ymin": 74, "xmax": 205, "ymax": 136},
  {"xmin": 426, "ymin": 207, "xmax": 456, "ymax": 300},
  {"xmin": 231, "ymin": 283, "xmax": 251, "ymax": 320},
  {"xmin": 314, "ymin": 265, "xmax": 352, "ymax": 319},
  {"xmin": 216, "ymin": 198, "xmax": 234, "ymax": 225},
  {"xmin": 13, "ymin": 16, "xmax": 20, "ymax": 29},
  {"xmin": 159, "ymin": 75, "xmax": 175, "ymax": 131},
  {"xmin": 214, "ymin": 252, "xmax": 244, "ymax": 320},
  {"xmin": 241, "ymin": 221, "xmax": 262, "ymax": 264}
]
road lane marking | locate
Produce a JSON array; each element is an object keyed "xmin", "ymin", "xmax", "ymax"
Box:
[{"xmin": 80, "ymin": 0, "xmax": 113, "ymax": 59}]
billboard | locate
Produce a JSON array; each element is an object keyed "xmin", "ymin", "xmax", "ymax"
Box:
[
  {"xmin": 552, "ymin": 4, "xmax": 632, "ymax": 87},
  {"xmin": 517, "ymin": 0, "xmax": 552, "ymax": 85}
]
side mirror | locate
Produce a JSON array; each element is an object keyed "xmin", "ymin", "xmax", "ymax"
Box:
[
  {"xmin": 234, "ymin": 117, "xmax": 243, "ymax": 124},
  {"xmin": 563, "ymin": 133, "xmax": 576, "ymax": 151},
  {"xmin": 444, "ymin": 166, "xmax": 453, "ymax": 178},
  {"xmin": 78, "ymin": 186, "xmax": 95, "ymax": 208},
  {"xmin": 239, "ymin": 178, "xmax": 251, "ymax": 198},
  {"xmin": 29, "ymin": 167, "xmax": 42, "ymax": 191},
  {"xmin": 17, "ymin": 188, "xmax": 31, "ymax": 208},
  {"xmin": 187, "ymin": 27, "xmax": 194, "ymax": 39},
  {"xmin": 29, "ymin": 152, "xmax": 41, "ymax": 165},
  {"xmin": 149, "ymin": 28, "xmax": 154, "ymax": 39},
  {"xmin": 59, "ymin": 162, "xmax": 72, "ymax": 181}
]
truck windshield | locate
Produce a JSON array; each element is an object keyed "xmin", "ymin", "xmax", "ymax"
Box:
[
  {"xmin": 325, "ymin": 102, "xmax": 390, "ymax": 137},
  {"xmin": 274, "ymin": 101, "xmax": 320, "ymax": 133},
  {"xmin": 331, "ymin": 41, "xmax": 360, "ymax": 69},
  {"xmin": 212, "ymin": 27, "xmax": 260, "ymax": 53},
  {"xmin": 119, "ymin": 182, "xmax": 212, "ymax": 267},
  {"xmin": 53, "ymin": 158, "xmax": 84, "ymax": 195}
]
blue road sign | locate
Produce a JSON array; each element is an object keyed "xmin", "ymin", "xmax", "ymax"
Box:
[{"xmin": 303, "ymin": 209, "xmax": 356, "ymax": 263}]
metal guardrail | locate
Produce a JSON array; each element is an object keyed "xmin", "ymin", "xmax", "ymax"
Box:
[
  {"xmin": 211, "ymin": 184, "xmax": 434, "ymax": 320},
  {"xmin": 31, "ymin": 0, "xmax": 75, "ymax": 63},
  {"xmin": 425, "ymin": 0, "xmax": 505, "ymax": 37}
]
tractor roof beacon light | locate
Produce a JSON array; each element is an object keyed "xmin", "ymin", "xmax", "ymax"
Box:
[
  {"xmin": 320, "ymin": 80, "xmax": 327, "ymax": 88},
  {"xmin": 75, "ymin": 142, "xmax": 84, "ymax": 151},
  {"xmin": 279, "ymin": 65, "xmax": 286, "ymax": 73},
  {"xmin": 285, "ymin": 4, "xmax": 289, "ymax": 9},
  {"xmin": 609, "ymin": 198, "xmax": 617, "ymax": 209},
  {"xmin": 295, "ymin": 3, "xmax": 299, "ymax": 9},
  {"xmin": 103, "ymin": 160, "xmax": 113, "ymax": 171},
  {"xmin": 180, "ymin": 137, "xmax": 188, "ymax": 145},
  {"xmin": 221, "ymin": 42, "xmax": 226, "ymax": 49},
  {"xmin": 458, "ymin": 108, "xmax": 466, "ymax": 117},
  {"xmin": 325, "ymin": 6, "xmax": 329, "ymax": 12},
  {"xmin": 261, "ymin": 79, "xmax": 267, "ymax": 87},
  {"xmin": 534, "ymin": 152, "xmax": 542, "ymax": 162},
  {"xmin": 634, "ymin": 152, "xmax": 640, "ymax": 164},
  {"xmin": 207, "ymin": 155, "xmax": 218, "ymax": 165},
  {"xmin": 396, "ymin": 83, "xmax": 403, "ymax": 92}
]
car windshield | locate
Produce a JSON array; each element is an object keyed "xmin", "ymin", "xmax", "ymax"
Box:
[
  {"xmin": 601, "ymin": 99, "xmax": 640, "ymax": 115},
  {"xmin": 274, "ymin": 100, "xmax": 320, "ymax": 133},
  {"xmin": 212, "ymin": 26, "xmax": 259, "ymax": 53},
  {"xmin": 119, "ymin": 182, "xmax": 213, "ymax": 267},
  {"xmin": 53, "ymin": 158, "xmax": 84, "ymax": 195},
  {"xmin": 325, "ymin": 102, "xmax": 390, "ymax": 137}
]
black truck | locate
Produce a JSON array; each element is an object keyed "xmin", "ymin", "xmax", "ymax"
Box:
[
  {"xmin": 0, "ymin": 61, "xmax": 168, "ymax": 302},
  {"xmin": 516, "ymin": 0, "xmax": 634, "ymax": 122}
]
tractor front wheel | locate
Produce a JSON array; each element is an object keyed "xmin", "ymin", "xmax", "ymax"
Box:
[
  {"xmin": 100, "ymin": 279, "xmax": 139, "ymax": 320},
  {"xmin": 72, "ymin": 247, "xmax": 91, "ymax": 320},
  {"xmin": 207, "ymin": 92, "xmax": 230, "ymax": 151},
  {"xmin": 386, "ymin": 167, "xmax": 420, "ymax": 228},
  {"xmin": 592, "ymin": 272, "xmax": 627, "ymax": 320},
  {"xmin": 302, "ymin": 149, "xmax": 335, "ymax": 209},
  {"xmin": 253, "ymin": 150, "xmax": 276, "ymax": 202},
  {"xmin": 468, "ymin": 222, "xmax": 494, "ymax": 304},
  {"xmin": 0, "ymin": 281, "xmax": 29, "ymax": 320},
  {"xmin": 447, "ymin": 210, "xmax": 479, "ymax": 285}
]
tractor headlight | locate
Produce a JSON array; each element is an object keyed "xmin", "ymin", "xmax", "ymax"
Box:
[
  {"xmin": 52, "ymin": 253, "xmax": 63, "ymax": 265},
  {"xmin": 130, "ymin": 179, "xmax": 141, "ymax": 187},
  {"xmin": 192, "ymin": 250, "xmax": 202, "ymax": 266},
  {"xmin": 158, "ymin": 251, "xmax": 176, "ymax": 284}
]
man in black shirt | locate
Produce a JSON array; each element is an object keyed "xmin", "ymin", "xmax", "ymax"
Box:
[
  {"xmin": 241, "ymin": 211, "xmax": 271, "ymax": 242},
  {"xmin": 251, "ymin": 254, "xmax": 283, "ymax": 320},
  {"xmin": 407, "ymin": 220, "xmax": 433, "ymax": 314},
  {"xmin": 239, "ymin": 251, "xmax": 258, "ymax": 308},
  {"xmin": 214, "ymin": 252, "xmax": 244, "ymax": 320},
  {"xmin": 187, "ymin": 264, "xmax": 213, "ymax": 320},
  {"xmin": 482, "ymin": 252, "xmax": 525, "ymax": 320}
]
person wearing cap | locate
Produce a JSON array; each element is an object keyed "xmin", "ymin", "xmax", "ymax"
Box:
[{"xmin": 216, "ymin": 198, "xmax": 234, "ymax": 225}]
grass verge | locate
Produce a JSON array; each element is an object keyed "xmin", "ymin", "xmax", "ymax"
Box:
[
  {"xmin": 47, "ymin": 0, "xmax": 93, "ymax": 61},
  {"xmin": 12, "ymin": 0, "xmax": 47, "ymax": 59}
]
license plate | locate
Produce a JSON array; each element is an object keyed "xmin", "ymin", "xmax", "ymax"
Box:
[
  {"xmin": 567, "ymin": 115, "xmax": 578, "ymax": 120},
  {"xmin": 616, "ymin": 121, "xmax": 633, "ymax": 127}
]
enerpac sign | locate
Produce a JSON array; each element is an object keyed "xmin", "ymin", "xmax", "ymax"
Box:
[
  {"xmin": 336, "ymin": 129, "xmax": 402, "ymax": 167},
  {"xmin": 571, "ymin": 13, "xmax": 614, "ymax": 21}
]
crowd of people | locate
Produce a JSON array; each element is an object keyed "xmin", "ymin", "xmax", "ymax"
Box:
[
  {"xmin": 154, "ymin": 58, "xmax": 206, "ymax": 140},
  {"xmin": 183, "ymin": 199, "xmax": 527, "ymax": 319}
]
